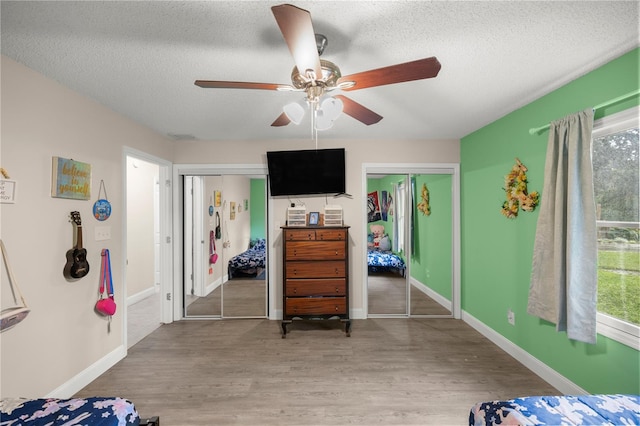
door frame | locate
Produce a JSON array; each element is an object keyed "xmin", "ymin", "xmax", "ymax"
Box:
[
  {"xmin": 172, "ymin": 164, "xmax": 273, "ymax": 320},
  {"xmin": 361, "ymin": 163, "xmax": 461, "ymax": 319},
  {"xmin": 122, "ymin": 147, "xmax": 173, "ymax": 345}
]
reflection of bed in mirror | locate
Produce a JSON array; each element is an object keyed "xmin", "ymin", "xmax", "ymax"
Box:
[
  {"xmin": 367, "ymin": 249, "xmax": 405, "ymax": 276},
  {"xmin": 367, "ymin": 230, "xmax": 405, "ymax": 276},
  {"xmin": 228, "ymin": 238, "xmax": 266, "ymax": 279}
]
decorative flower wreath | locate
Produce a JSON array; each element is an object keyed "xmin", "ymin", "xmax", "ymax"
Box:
[
  {"xmin": 501, "ymin": 158, "xmax": 539, "ymax": 218},
  {"xmin": 417, "ymin": 183, "xmax": 431, "ymax": 216}
]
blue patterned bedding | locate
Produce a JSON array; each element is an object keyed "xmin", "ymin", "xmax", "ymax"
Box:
[
  {"xmin": 367, "ymin": 249, "xmax": 405, "ymax": 276},
  {"xmin": 0, "ymin": 396, "xmax": 139, "ymax": 425},
  {"xmin": 228, "ymin": 238, "xmax": 266, "ymax": 279},
  {"xmin": 470, "ymin": 394, "xmax": 640, "ymax": 425}
]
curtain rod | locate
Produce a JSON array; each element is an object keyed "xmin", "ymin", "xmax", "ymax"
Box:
[{"xmin": 528, "ymin": 89, "xmax": 640, "ymax": 135}]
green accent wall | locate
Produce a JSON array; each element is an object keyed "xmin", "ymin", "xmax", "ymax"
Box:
[
  {"xmin": 410, "ymin": 174, "xmax": 452, "ymax": 300},
  {"xmin": 461, "ymin": 48, "xmax": 639, "ymax": 394},
  {"xmin": 250, "ymin": 178, "xmax": 265, "ymax": 239}
]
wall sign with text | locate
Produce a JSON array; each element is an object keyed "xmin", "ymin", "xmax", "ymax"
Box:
[
  {"xmin": 51, "ymin": 157, "xmax": 92, "ymax": 200},
  {"xmin": 0, "ymin": 180, "xmax": 17, "ymax": 203}
]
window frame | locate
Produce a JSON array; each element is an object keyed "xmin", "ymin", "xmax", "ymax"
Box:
[{"xmin": 591, "ymin": 105, "xmax": 639, "ymax": 350}]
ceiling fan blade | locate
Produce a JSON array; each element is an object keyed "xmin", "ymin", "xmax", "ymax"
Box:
[
  {"xmin": 195, "ymin": 80, "xmax": 290, "ymax": 90},
  {"xmin": 337, "ymin": 57, "xmax": 441, "ymax": 91},
  {"xmin": 271, "ymin": 4, "xmax": 322, "ymax": 79},
  {"xmin": 271, "ymin": 112, "xmax": 291, "ymax": 127},
  {"xmin": 334, "ymin": 95, "xmax": 383, "ymax": 125}
]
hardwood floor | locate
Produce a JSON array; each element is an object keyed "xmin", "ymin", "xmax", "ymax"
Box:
[
  {"xmin": 186, "ymin": 277, "xmax": 267, "ymax": 317},
  {"xmin": 368, "ymin": 271, "xmax": 451, "ymax": 316},
  {"xmin": 75, "ymin": 318, "xmax": 559, "ymax": 425}
]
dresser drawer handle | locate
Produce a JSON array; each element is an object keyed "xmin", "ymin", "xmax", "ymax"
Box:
[
  {"xmin": 335, "ymin": 250, "xmax": 338, "ymax": 255},
  {"xmin": 335, "ymin": 287, "xmax": 339, "ymax": 293},
  {"xmin": 335, "ymin": 306, "xmax": 339, "ymax": 311}
]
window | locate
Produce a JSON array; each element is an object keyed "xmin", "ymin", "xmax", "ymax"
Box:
[{"xmin": 592, "ymin": 105, "xmax": 639, "ymax": 350}]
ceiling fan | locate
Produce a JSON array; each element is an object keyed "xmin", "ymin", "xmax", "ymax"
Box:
[{"xmin": 195, "ymin": 3, "xmax": 441, "ymax": 129}]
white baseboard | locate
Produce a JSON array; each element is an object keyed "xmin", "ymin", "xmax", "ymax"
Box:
[
  {"xmin": 205, "ymin": 277, "xmax": 222, "ymax": 295},
  {"xmin": 462, "ymin": 311, "xmax": 587, "ymax": 395},
  {"xmin": 46, "ymin": 345, "xmax": 126, "ymax": 398},
  {"xmin": 410, "ymin": 278, "xmax": 452, "ymax": 311},
  {"xmin": 351, "ymin": 308, "xmax": 365, "ymax": 319},
  {"xmin": 127, "ymin": 285, "xmax": 158, "ymax": 306}
]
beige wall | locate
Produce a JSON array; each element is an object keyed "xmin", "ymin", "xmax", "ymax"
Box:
[
  {"xmin": 218, "ymin": 175, "xmax": 252, "ymax": 274},
  {"xmin": 201, "ymin": 175, "xmax": 252, "ymax": 286},
  {"xmin": 126, "ymin": 157, "xmax": 159, "ymax": 298},
  {"xmin": 0, "ymin": 56, "xmax": 173, "ymax": 397},
  {"xmin": 204, "ymin": 175, "xmax": 224, "ymax": 289}
]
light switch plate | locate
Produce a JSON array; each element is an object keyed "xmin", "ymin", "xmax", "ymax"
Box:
[{"xmin": 95, "ymin": 226, "xmax": 111, "ymax": 241}]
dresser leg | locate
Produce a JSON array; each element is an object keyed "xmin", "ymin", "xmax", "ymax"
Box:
[
  {"xmin": 281, "ymin": 321, "xmax": 288, "ymax": 338},
  {"xmin": 343, "ymin": 319, "xmax": 351, "ymax": 337}
]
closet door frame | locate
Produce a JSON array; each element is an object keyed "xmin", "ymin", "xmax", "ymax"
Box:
[
  {"xmin": 361, "ymin": 163, "xmax": 461, "ymax": 319},
  {"xmin": 172, "ymin": 164, "xmax": 273, "ymax": 320}
]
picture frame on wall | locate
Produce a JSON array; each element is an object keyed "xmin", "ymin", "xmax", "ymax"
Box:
[
  {"xmin": 51, "ymin": 157, "xmax": 91, "ymax": 200},
  {"xmin": 0, "ymin": 179, "xmax": 17, "ymax": 204}
]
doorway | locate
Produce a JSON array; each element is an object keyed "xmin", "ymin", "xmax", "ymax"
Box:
[
  {"xmin": 363, "ymin": 164, "xmax": 460, "ymax": 319},
  {"xmin": 124, "ymin": 149, "xmax": 172, "ymax": 348},
  {"xmin": 174, "ymin": 165, "xmax": 270, "ymax": 319}
]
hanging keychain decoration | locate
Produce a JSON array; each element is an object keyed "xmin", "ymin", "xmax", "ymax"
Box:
[{"xmin": 93, "ymin": 179, "xmax": 112, "ymax": 221}]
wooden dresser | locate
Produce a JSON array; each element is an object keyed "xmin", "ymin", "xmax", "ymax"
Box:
[{"xmin": 281, "ymin": 226, "xmax": 351, "ymax": 337}]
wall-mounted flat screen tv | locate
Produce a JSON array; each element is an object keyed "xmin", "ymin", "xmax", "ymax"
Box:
[{"xmin": 267, "ymin": 148, "xmax": 346, "ymax": 196}]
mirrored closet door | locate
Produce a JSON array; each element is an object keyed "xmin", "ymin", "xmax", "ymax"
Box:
[
  {"xmin": 183, "ymin": 174, "xmax": 267, "ymax": 318},
  {"xmin": 366, "ymin": 169, "xmax": 456, "ymax": 318}
]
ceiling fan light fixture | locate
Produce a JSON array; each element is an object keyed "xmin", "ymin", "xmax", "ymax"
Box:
[
  {"xmin": 314, "ymin": 110, "xmax": 335, "ymax": 131},
  {"xmin": 314, "ymin": 95, "xmax": 343, "ymax": 130},
  {"xmin": 320, "ymin": 95, "xmax": 343, "ymax": 121},
  {"xmin": 283, "ymin": 98, "xmax": 306, "ymax": 125}
]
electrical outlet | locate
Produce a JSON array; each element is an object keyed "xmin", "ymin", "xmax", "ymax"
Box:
[
  {"xmin": 95, "ymin": 226, "xmax": 111, "ymax": 241},
  {"xmin": 507, "ymin": 309, "xmax": 516, "ymax": 325}
]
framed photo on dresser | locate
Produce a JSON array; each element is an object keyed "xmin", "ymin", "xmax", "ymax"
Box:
[{"xmin": 308, "ymin": 211, "xmax": 319, "ymax": 226}]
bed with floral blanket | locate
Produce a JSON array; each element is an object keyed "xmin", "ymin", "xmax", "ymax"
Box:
[
  {"xmin": 367, "ymin": 249, "xmax": 406, "ymax": 276},
  {"xmin": 228, "ymin": 238, "xmax": 266, "ymax": 279},
  {"xmin": 469, "ymin": 394, "xmax": 639, "ymax": 425},
  {"xmin": 0, "ymin": 396, "xmax": 142, "ymax": 425}
]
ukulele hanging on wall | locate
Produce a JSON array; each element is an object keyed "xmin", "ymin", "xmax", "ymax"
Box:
[{"xmin": 63, "ymin": 211, "xmax": 90, "ymax": 279}]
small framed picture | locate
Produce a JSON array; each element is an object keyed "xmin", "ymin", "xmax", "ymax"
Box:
[{"xmin": 308, "ymin": 211, "xmax": 319, "ymax": 226}]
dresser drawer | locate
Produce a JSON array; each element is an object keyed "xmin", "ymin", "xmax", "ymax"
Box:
[
  {"xmin": 286, "ymin": 261, "xmax": 346, "ymax": 278},
  {"xmin": 316, "ymin": 229, "xmax": 347, "ymax": 241},
  {"xmin": 285, "ymin": 241, "xmax": 345, "ymax": 260},
  {"xmin": 285, "ymin": 278, "xmax": 346, "ymax": 297},
  {"xmin": 285, "ymin": 297, "xmax": 347, "ymax": 316},
  {"xmin": 284, "ymin": 229, "xmax": 316, "ymax": 241}
]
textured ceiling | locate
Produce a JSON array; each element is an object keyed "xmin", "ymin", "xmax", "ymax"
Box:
[{"xmin": 1, "ymin": 1, "xmax": 638, "ymax": 142}]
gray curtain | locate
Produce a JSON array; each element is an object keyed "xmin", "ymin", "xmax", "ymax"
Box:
[{"xmin": 528, "ymin": 108, "xmax": 597, "ymax": 344}]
